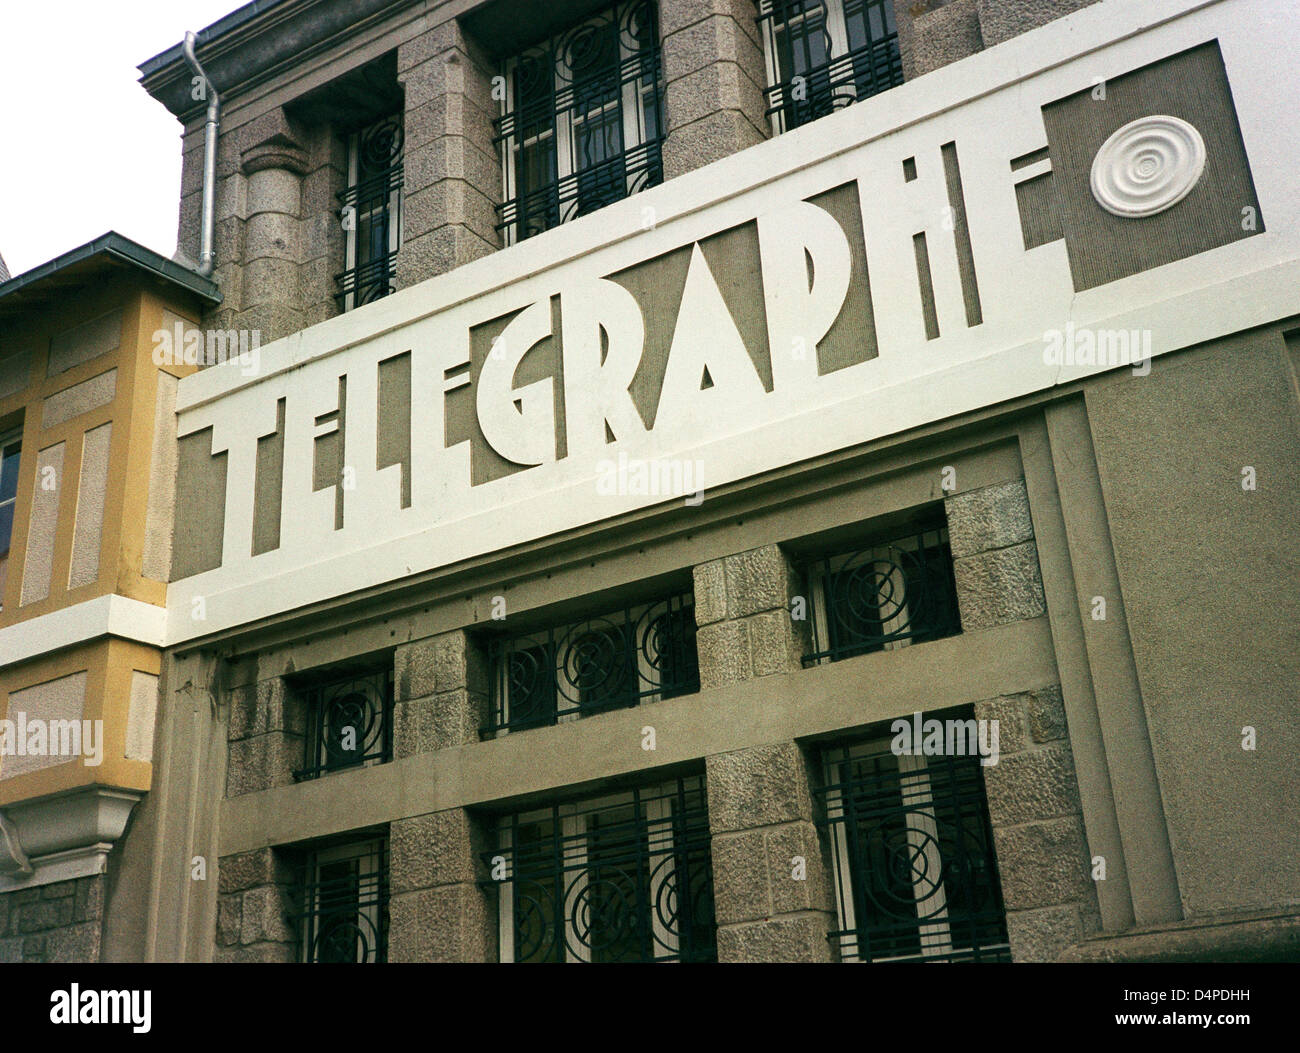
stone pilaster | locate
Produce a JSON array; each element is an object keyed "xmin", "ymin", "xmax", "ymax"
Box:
[
  {"xmin": 214, "ymin": 847, "xmax": 296, "ymax": 963},
  {"xmin": 974, "ymin": 685, "xmax": 1101, "ymax": 961},
  {"xmin": 659, "ymin": 0, "xmax": 769, "ymax": 180},
  {"xmin": 693, "ymin": 543, "xmax": 807, "ymax": 688},
  {"xmin": 393, "ymin": 630, "xmax": 489, "ymax": 756},
  {"xmin": 388, "ymin": 809, "xmax": 495, "ymax": 962},
  {"xmin": 945, "ymin": 478, "xmax": 1047, "ymax": 630},
  {"xmin": 706, "ymin": 743, "xmax": 836, "ymax": 962},
  {"xmin": 397, "ymin": 17, "xmax": 500, "ymax": 288}
]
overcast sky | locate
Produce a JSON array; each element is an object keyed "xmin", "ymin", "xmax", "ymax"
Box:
[{"xmin": 0, "ymin": 0, "xmax": 246, "ymax": 277}]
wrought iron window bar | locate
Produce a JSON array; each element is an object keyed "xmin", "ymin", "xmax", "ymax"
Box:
[
  {"xmin": 484, "ymin": 591, "xmax": 699, "ymax": 736},
  {"xmin": 294, "ymin": 670, "xmax": 394, "ymax": 782},
  {"xmin": 756, "ymin": 0, "xmax": 904, "ymax": 132},
  {"xmin": 817, "ymin": 732, "xmax": 1010, "ymax": 962},
  {"xmin": 335, "ymin": 114, "xmax": 404, "ymax": 310},
  {"xmin": 292, "ymin": 838, "xmax": 389, "ymax": 963},
  {"xmin": 483, "ymin": 775, "xmax": 716, "ymax": 962},
  {"xmin": 495, "ymin": 0, "xmax": 665, "ymax": 244},
  {"xmin": 800, "ymin": 524, "xmax": 961, "ymax": 666}
]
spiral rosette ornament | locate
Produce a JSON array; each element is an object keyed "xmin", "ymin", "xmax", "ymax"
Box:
[{"xmin": 1089, "ymin": 115, "xmax": 1207, "ymax": 218}]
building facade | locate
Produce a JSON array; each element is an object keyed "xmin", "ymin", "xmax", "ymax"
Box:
[
  {"xmin": 115, "ymin": 0, "xmax": 1300, "ymax": 962},
  {"xmin": 0, "ymin": 235, "xmax": 221, "ymax": 962}
]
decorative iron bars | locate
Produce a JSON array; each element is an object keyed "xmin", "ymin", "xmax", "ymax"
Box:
[
  {"xmin": 756, "ymin": 0, "xmax": 904, "ymax": 132},
  {"xmin": 801, "ymin": 524, "xmax": 961, "ymax": 666},
  {"xmin": 485, "ymin": 592, "xmax": 699, "ymax": 735},
  {"xmin": 294, "ymin": 670, "xmax": 394, "ymax": 781},
  {"xmin": 293, "ymin": 838, "xmax": 389, "ymax": 963},
  {"xmin": 818, "ymin": 734, "xmax": 1010, "ymax": 962},
  {"xmin": 495, "ymin": 0, "xmax": 664, "ymax": 244},
  {"xmin": 485, "ymin": 776, "xmax": 716, "ymax": 962},
  {"xmin": 336, "ymin": 114, "xmax": 403, "ymax": 310}
]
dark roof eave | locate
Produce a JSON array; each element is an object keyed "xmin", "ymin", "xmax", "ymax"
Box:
[
  {"xmin": 138, "ymin": 0, "xmax": 420, "ymax": 120},
  {"xmin": 0, "ymin": 233, "xmax": 223, "ymax": 308}
]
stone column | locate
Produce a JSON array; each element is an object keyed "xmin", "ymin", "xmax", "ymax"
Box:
[
  {"xmin": 237, "ymin": 112, "xmax": 309, "ymax": 344},
  {"xmin": 706, "ymin": 743, "xmax": 837, "ymax": 961},
  {"xmin": 659, "ymin": 0, "xmax": 770, "ymax": 180},
  {"xmin": 692, "ymin": 543, "xmax": 807, "ymax": 687},
  {"xmin": 388, "ymin": 809, "xmax": 495, "ymax": 962},
  {"xmin": 214, "ymin": 847, "xmax": 296, "ymax": 963},
  {"xmin": 392, "ymin": 629, "xmax": 488, "ymax": 756},
  {"xmin": 397, "ymin": 17, "xmax": 501, "ymax": 288}
]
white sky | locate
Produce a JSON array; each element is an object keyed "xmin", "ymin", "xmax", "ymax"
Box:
[{"xmin": 0, "ymin": 0, "xmax": 247, "ymax": 277}]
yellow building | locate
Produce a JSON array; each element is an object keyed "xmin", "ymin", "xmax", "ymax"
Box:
[{"xmin": 0, "ymin": 233, "xmax": 220, "ymax": 962}]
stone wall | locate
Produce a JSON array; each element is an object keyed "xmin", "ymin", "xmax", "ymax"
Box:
[
  {"xmin": 692, "ymin": 543, "xmax": 807, "ymax": 688},
  {"xmin": 214, "ymin": 847, "xmax": 296, "ymax": 963},
  {"xmin": 0, "ymin": 876, "xmax": 104, "ymax": 963}
]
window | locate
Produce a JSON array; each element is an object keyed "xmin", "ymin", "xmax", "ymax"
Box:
[
  {"xmin": 487, "ymin": 775, "xmax": 715, "ymax": 962},
  {"xmin": 294, "ymin": 837, "xmax": 389, "ymax": 963},
  {"xmin": 496, "ymin": 0, "xmax": 664, "ymax": 244},
  {"xmin": 294, "ymin": 669, "xmax": 394, "ymax": 781},
  {"xmin": 337, "ymin": 114, "xmax": 403, "ymax": 311},
  {"xmin": 801, "ymin": 522, "xmax": 960, "ymax": 666},
  {"xmin": 817, "ymin": 727, "xmax": 1009, "ymax": 962},
  {"xmin": 0, "ymin": 429, "xmax": 20, "ymax": 608},
  {"xmin": 757, "ymin": 0, "xmax": 904, "ymax": 133},
  {"xmin": 485, "ymin": 591, "xmax": 698, "ymax": 735}
]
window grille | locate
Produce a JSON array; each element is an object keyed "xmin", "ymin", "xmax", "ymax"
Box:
[
  {"xmin": 294, "ymin": 669, "xmax": 394, "ymax": 781},
  {"xmin": 0, "ymin": 429, "xmax": 20, "ymax": 609},
  {"xmin": 818, "ymin": 732, "xmax": 1009, "ymax": 962},
  {"xmin": 486, "ymin": 775, "xmax": 716, "ymax": 962},
  {"xmin": 485, "ymin": 592, "xmax": 698, "ymax": 736},
  {"xmin": 756, "ymin": 0, "xmax": 904, "ymax": 133},
  {"xmin": 801, "ymin": 523, "xmax": 961, "ymax": 666},
  {"xmin": 495, "ymin": 0, "xmax": 664, "ymax": 244},
  {"xmin": 293, "ymin": 838, "xmax": 389, "ymax": 963},
  {"xmin": 336, "ymin": 114, "xmax": 403, "ymax": 310}
]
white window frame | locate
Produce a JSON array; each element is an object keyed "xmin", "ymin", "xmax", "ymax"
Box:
[
  {"xmin": 496, "ymin": 781, "xmax": 691, "ymax": 963},
  {"xmin": 0, "ymin": 426, "xmax": 22, "ymax": 611},
  {"xmin": 341, "ymin": 119, "xmax": 403, "ymax": 313},
  {"xmin": 301, "ymin": 837, "xmax": 386, "ymax": 964},
  {"xmin": 499, "ymin": 1, "xmax": 659, "ymax": 245}
]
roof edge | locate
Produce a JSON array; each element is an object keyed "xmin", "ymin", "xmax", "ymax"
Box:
[{"xmin": 0, "ymin": 233, "xmax": 223, "ymax": 307}]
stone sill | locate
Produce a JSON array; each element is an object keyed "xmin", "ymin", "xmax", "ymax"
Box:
[{"xmin": 1059, "ymin": 907, "xmax": 1300, "ymax": 963}]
